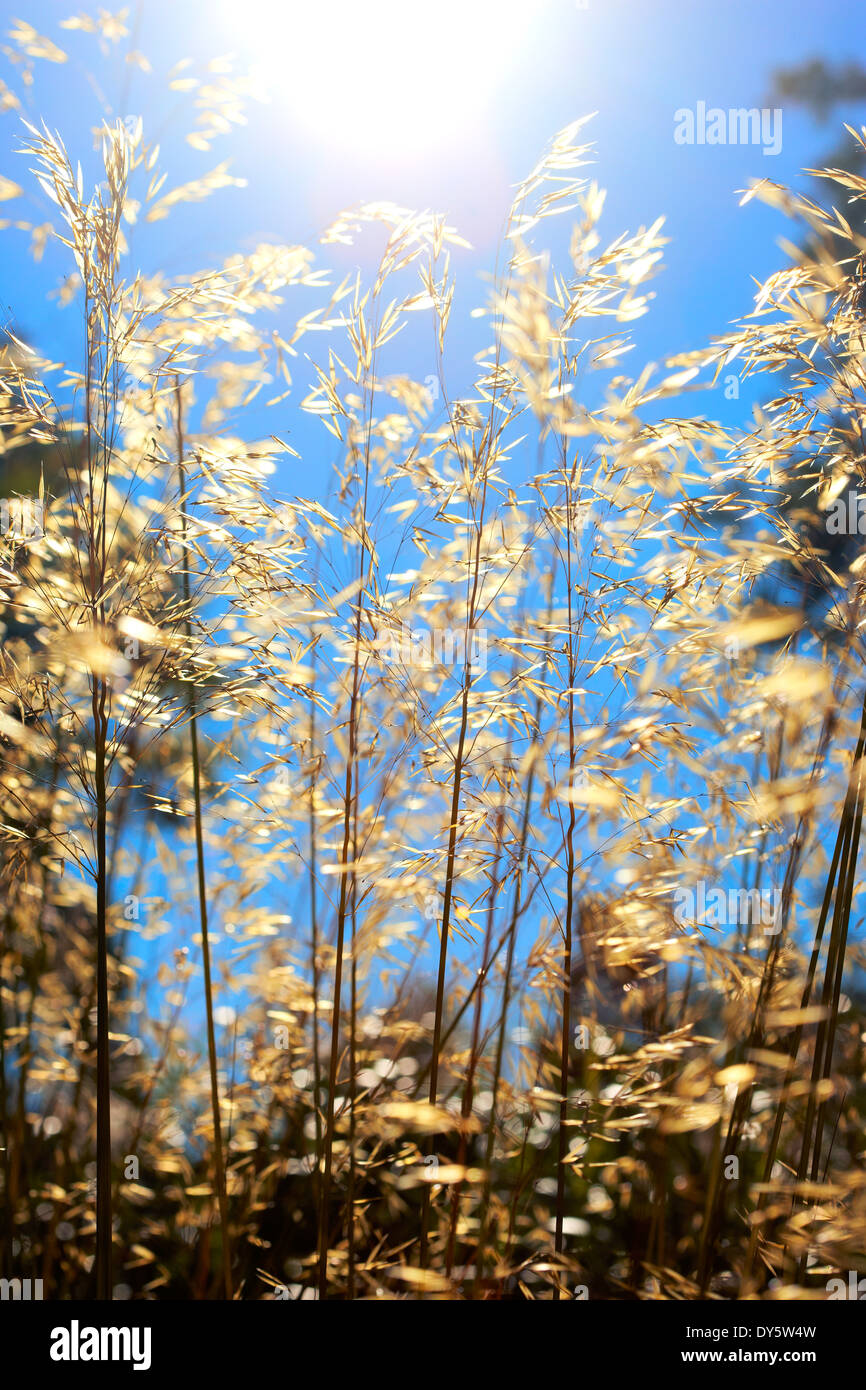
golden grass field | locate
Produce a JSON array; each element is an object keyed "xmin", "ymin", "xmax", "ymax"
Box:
[{"xmin": 2, "ymin": 8, "xmax": 866, "ymax": 1303}]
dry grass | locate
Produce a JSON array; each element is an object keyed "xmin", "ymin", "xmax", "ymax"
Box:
[{"xmin": 2, "ymin": 18, "xmax": 866, "ymax": 1302}]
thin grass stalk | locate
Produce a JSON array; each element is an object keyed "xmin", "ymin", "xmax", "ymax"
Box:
[
  {"xmin": 81, "ymin": 262, "xmax": 114, "ymax": 1301},
  {"xmin": 308, "ymin": 647, "xmax": 323, "ymax": 1191},
  {"xmin": 445, "ymin": 803, "xmax": 505, "ymax": 1282},
  {"xmin": 317, "ymin": 452, "xmax": 372, "ymax": 1300},
  {"xmin": 742, "ymin": 686, "xmax": 866, "ymax": 1288},
  {"xmin": 0, "ymin": 929, "xmax": 9, "ymax": 1280},
  {"xmin": 792, "ymin": 736, "xmax": 865, "ymax": 1279},
  {"xmin": 346, "ymin": 755, "xmax": 361, "ymax": 1299},
  {"xmin": 175, "ymin": 380, "xmax": 232, "ymax": 1300},
  {"xmin": 419, "ymin": 464, "xmax": 490, "ymax": 1271},
  {"xmin": 554, "ymin": 473, "xmax": 578, "ymax": 1298},
  {"xmin": 474, "ymin": 582, "xmax": 552, "ymax": 1293}
]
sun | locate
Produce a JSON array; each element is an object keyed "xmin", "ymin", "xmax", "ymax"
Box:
[{"xmin": 225, "ymin": 0, "xmax": 534, "ymax": 162}]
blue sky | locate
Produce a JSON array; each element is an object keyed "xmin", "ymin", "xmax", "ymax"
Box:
[{"xmin": 1, "ymin": 0, "xmax": 865, "ymax": 484}]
